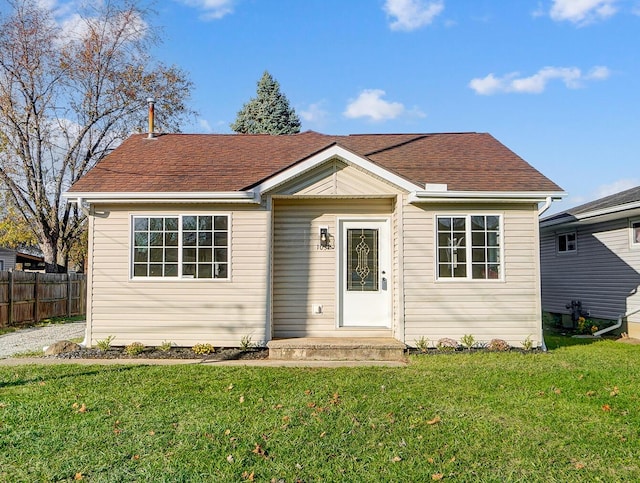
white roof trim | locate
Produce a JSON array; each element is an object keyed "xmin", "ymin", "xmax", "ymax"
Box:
[
  {"xmin": 249, "ymin": 144, "xmax": 423, "ymax": 196},
  {"xmin": 63, "ymin": 191, "xmax": 259, "ymax": 204},
  {"xmin": 409, "ymin": 190, "xmax": 566, "ymax": 204},
  {"xmin": 540, "ymin": 200, "xmax": 640, "ymax": 229}
]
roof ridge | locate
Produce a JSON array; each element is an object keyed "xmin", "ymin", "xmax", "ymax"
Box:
[{"xmin": 363, "ymin": 134, "xmax": 431, "ymax": 157}]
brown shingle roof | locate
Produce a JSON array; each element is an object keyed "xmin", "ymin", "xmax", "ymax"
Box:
[{"xmin": 68, "ymin": 131, "xmax": 563, "ymax": 193}]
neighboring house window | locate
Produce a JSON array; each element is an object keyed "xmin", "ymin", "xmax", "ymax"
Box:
[
  {"xmin": 632, "ymin": 220, "xmax": 640, "ymax": 248},
  {"xmin": 132, "ymin": 215, "xmax": 229, "ymax": 279},
  {"xmin": 436, "ymin": 215, "xmax": 502, "ymax": 280},
  {"xmin": 0, "ymin": 260, "xmax": 3, "ymax": 271},
  {"xmin": 557, "ymin": 232, "xmax": 577, "ymax": 253}
]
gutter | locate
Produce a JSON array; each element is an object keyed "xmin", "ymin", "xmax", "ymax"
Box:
[
  {"xmin": 540, "ymin": 200, "xmax": 640, "ymax": 229},
  {"xmin": 408, "ymin": 190, "xmax": 566, "ymax": 204},
  {"xmin": 62, "ymin": 191, "xmax": 261, "ymax": 204}
]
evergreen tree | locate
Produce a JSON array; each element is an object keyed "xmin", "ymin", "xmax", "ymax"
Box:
[{"xmin": 231, "ymin": 71, "xmax": 301, "ymax": 134}]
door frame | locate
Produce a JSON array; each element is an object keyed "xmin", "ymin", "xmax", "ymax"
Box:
[{"xmin": 337, "ymin": 217, "xmax": 392, "ymax": 328}]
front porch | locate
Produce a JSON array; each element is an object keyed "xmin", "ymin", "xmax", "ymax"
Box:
[{"xmin": 267, "ymin": 337, "xmax": 406, "ymax": 361}]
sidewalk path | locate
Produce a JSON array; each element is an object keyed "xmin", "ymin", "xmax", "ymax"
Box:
[{"xmin": 0, "ymin": 322, "xmax": 86, "ymax": 359}]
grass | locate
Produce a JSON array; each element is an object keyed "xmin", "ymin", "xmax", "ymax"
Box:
[{"xmin": 1, "ymin": 340, "xmax": 639, "ymax": 481}]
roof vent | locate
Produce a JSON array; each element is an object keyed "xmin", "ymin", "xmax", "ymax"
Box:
[{"xmin": 425, "ymin": 183, "xmax": 447, "ymax": 192}]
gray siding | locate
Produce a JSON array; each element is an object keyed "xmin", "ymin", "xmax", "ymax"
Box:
[
  {"xmin": 540, "ymin": 218, "xmax": 640, "ymax": 326},
  {"xmin": 0, "ymin": 249, "xmax": 16, "ymax": 271}
]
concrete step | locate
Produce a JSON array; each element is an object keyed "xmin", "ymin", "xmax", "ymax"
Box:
[{"xmin": 267, "ymin": 337, "xmax": 406, "ymax": 361}]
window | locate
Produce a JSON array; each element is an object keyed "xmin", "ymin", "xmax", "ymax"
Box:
[
  {"xmin": 557, "ymin": 232, "xmax": 577, "ymax": 253},
  {"xmin": 632, "ymin": 220, "xmax": 640, "ymax": 248},
  {"xmin": 436, "ymin": 215, "xmax": 501, "ymax": 280},
  {"xmin": 132, "ymin": 215, "xmax": 229, "ymax": 279}
]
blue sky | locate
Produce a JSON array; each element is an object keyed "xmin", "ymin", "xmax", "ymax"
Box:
[{"xmin": 38, "ymin": 1, "xmax": 640, "ymax": 213}]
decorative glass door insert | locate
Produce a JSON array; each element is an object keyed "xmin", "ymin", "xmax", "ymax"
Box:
[{"xmin": 346, "ymin": 228, "xmax": 379, "ymax": 291}]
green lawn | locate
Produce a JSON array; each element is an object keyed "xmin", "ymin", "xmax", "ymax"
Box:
[{"xmin": 1, "ymin": 341, "xmax": 639, "ymax": 481}]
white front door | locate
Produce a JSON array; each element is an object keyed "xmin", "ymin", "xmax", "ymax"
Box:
[{"xmin": 339, "ymin": 219, "xmax": 391, "ymax": 327}]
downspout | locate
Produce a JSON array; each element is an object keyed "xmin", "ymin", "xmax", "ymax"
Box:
[
  {"xmin": 538, "ymin": 196, "xmax": 552, "ymax": 217},
  {"xmin": 593, "ymin": 307, "xmax": 640, "ymax": 337},
  {"xmin": 538, "ymin": 196, "xmax": 553, "ymax": 351}
]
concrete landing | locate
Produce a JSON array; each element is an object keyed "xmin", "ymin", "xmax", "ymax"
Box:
[{"xmin": 267, "ymin": 337, "xmax": 406, "ymax": 361}]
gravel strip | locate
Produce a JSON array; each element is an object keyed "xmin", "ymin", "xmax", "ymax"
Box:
[{"xmin": 0, "ymin": 322, "xmax": 86, "ymax": 359}]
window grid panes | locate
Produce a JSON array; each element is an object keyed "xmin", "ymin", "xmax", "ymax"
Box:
[
  {"xmin": 132, "ymin": 215, "xmax": 229, "ymax": 279},
  {"xmin": 632, "ymin": 222, "xmax": 640, "ymax": 245},
  {"xmin": 436, "ymin": 215, "xmax": 502, "ymax": 280},
  {"xmin": 470, "ymin": 215, "xmax": 501, "ymax": 279},
  {"xmin": 557, "ymin": 233, "xmax": 576, "ymax": 253}
]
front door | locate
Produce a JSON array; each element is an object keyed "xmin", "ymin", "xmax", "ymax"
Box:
[{"xmin": 339, "ymin": 219, "xmax": 391, "ymax": 327}]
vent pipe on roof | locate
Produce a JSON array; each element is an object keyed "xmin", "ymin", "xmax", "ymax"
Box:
[{"xmin": 147, "ymin": 97, "xmax": 155, "ymax": 139}]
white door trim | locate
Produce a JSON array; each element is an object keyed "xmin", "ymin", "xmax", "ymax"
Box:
[{"xmin": 337, "ymin": 217, "xmax": 392, "ymax": 328}]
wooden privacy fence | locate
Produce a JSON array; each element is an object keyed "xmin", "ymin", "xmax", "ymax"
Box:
[{"xmin": 0, "ymin": 271, "xmax": 86, "ymax": 328}]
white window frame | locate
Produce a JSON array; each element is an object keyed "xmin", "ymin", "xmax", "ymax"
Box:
[
  {"xmin": 630, "ymin": 219, "xmax": 640, "ymax": 249},
  {"xmin": 130, "ymin": 214, "xmax": 230, "ymax": 281},
  {"xmin": 557, "ymin": 231, "xmax": 577, "ymax": 254},
  {"xmin": 435, "ymin": 214, "xmax": 504, "ymax": 282}
]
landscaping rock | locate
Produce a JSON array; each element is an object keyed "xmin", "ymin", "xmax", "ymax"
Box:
[{"xmin": 44, "ymin": 340, "xmax": 82, "ymax": 355}]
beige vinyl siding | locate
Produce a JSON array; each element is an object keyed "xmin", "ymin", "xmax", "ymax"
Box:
[
  {"xmin": 540, "ymin": 218, "xmax": 640, "ymax": 329},
  {"xmin": 272, "ymin": 198, "xmax": 395, "ymax": 338},
  {"xmin": 274, "ymin": 159, "xmax": 400, "ymax": 196},
  {"xmin": 88, "ymin": 203, "xmax": 268, "ymax": 347},
  {"xmin": 402, "ymin": 202, "xmax": 543, "ymax": 347}
]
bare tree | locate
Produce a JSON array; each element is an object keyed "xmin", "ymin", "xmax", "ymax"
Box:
[{"xmin": 0, "ymin": 0, "xmax": 194, "ymax": 271}]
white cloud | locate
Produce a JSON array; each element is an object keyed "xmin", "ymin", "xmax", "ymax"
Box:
[
  {"xmin": 384, "ymin": 0, "xmax": 444, "ymax": 31},
  {"xmin": 198, "ymin": 118, "xmax": 213, "ymax": 133},
  {"xmin": 343, "ymin": 89, "xmax": 405, "ymax": 121},
  {"xmin": 593, "ymin": 178, "xmax": 640, "ymax": 199},
  {"xmin": 176, "ymin": 0, "xmax": 235, "ymax": 20},
  {"xmin": 549, "ymin": 0, "xmax": 618, "ymax": 25},
  {"xmin": 299, "ymin": 101, "xmax": 329, "ymax": 126},
  {"xmin": 469, "ymin": 65, "xmax": 610, "ymax": 95}
]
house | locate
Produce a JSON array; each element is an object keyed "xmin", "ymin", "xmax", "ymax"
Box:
[
  {"xmin": 64, "ymin": 131, "xmax": 564, "ymax": 350},
  {"xmin": 0, "ymin": 248, "xmax": 46, "ymax": 272},
  {"xmin": 540, "ymin": 186, "xmax": 640, "ymax": 337}
]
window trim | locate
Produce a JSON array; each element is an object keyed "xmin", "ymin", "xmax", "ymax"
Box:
[
  {"xmin": 630, "ymin": 219, "xmax": 640, "ymax": 249},
  {"xmin": 556, "ymin": 231, "xmax": 577, "ymax": 254},
  {"xmin": 434, "ymin": 213, "xmax": 504, "ymax": 282},
  {"xmin": 129, "ymin": 213, "xmax": 231, "ymax": 281}
]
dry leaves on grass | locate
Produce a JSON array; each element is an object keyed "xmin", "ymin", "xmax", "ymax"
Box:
[
  {"xmin": 426, "ymin": 415, "xmax": 441, "ymax": 425},
  {"xmin": 252, "ymin": 444, "xmax": 268, "ymax": 459},
  {"xmin": 72, "ymin": 403, "xmax": 87, "ymax": 413}
]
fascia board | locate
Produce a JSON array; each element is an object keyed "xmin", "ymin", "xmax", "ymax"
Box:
[
  {"xmin": 409, "ymin": 191, "xmax": 566, "ymax": 204},
  {"xmin": 62, "ymin": 191, "xmax": 259, "ymax": 204},
  {"xmin": 540, "ymin": 201, "xmax": 640, "ymax": 229},
  {"xmin": 250, "ymin": 145, "xmax": 422, "ymax": 195}
]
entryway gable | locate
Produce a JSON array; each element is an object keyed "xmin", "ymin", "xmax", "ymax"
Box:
[
  {"xmin": 253, "ymin": 144, "xmax": 420, "ymax": 198},
  {"xmin": 268, "ymin": 158, "xmax": 405, "ymax": 197}
]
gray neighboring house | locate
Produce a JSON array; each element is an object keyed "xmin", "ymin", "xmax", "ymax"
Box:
[
  {"xmin": 0, "ymin": 248, "xmax": 46, "ymax": 272},
  {"xmin": 540, "ymin": 186, "xmax": 640, "ymax": 337},
  {"xmin": 0, "ymin": 248, "xmax": 15, "ymax": 271}
]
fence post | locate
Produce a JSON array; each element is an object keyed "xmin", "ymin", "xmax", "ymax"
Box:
[
  {"xmin": 34, "ymin": 272, "xmax": 40, "ymax": 324},
  {"xmin": 67, "ymin": 274, "xmax": 72, "ymax": 317},
  {"xmin": 8, "ymin": 271, "xmax": 13, "ymax": 326}
]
